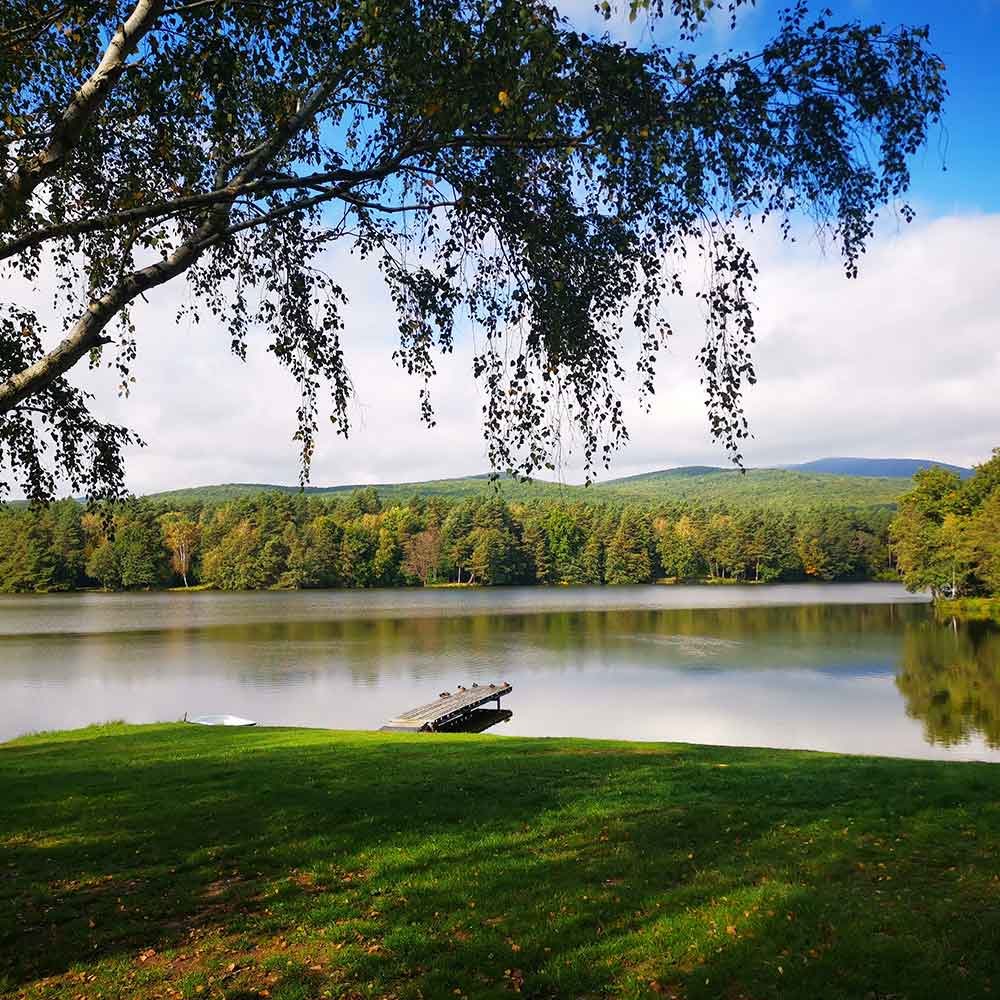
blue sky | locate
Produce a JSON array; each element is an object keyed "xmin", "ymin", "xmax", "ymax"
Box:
[
  {"xmin": 12, "ymin": 0, "xmax": 1000, "ymax": 492},
  {"xmin": 820, "ymin": 1, "xmax": 999, "ymax": 214},
  {"xmin": 594, "ymin": 0, "xmax": 1000, "ymax": 215}
]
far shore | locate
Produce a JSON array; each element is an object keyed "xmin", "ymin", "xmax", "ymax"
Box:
[
  {"xmin": 935, "ymin": 596, "xmax": 1000, "ymax": 621},
  {"xmin": 21, "ymin": 575, "xmax": 918, "ymax": 596}
]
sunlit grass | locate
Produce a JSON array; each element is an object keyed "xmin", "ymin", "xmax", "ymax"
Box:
[{"xmin": 2, "ymin": 724, "xmax": 997, "ymax": 999}]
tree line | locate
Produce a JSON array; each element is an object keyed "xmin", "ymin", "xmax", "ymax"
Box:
[
  {"xmin": 0, "ymin": 489, "xmax": 896, "ymax": 594},
  {"xmin": 891, "ymin": 449, "xmax": 1000, "ymax": 600}
]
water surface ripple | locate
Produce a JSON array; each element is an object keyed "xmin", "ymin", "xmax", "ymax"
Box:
[{"xmin": 2, "ymin": 583, "xmax": 997, "ymax": 761}]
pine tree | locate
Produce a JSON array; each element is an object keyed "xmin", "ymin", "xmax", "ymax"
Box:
[{"xmin": 604, "ymin": 507, "xmax": 653, "ymax": 585}]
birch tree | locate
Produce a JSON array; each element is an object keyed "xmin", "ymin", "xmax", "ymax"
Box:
[
  {"xmin": 160, "ymin": 511, "xmax": 199, "ymax": 586},
  {"xmin": 1, "ymin": 0, "xmax": 946, "ymax": 500}
]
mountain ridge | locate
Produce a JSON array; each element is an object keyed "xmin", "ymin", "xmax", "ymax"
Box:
[
  {"xmin": 141, "ymin": 456, "xmax": 971, "ymax": 510},
  {"xmin": 774, "ymin": 457, "xmax": 972, "ymax": 479}
]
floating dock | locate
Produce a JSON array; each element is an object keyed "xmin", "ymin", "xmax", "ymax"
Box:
[
  {"xmin": 381, "ymin": 682, "xmax": 512, "ymax": 733},
  {"xmin": 438, "ymin": 708, "xmax": 513, "ymax": 734}
]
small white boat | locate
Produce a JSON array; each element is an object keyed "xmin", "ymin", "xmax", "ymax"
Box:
[{"xmin": 186, "ymin": 714, "xmax": 257, "ymax": 727}]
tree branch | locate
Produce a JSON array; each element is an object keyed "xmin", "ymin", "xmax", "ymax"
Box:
[
  {"xmin": 0, "ymin": 36, "xmax": 368, "ymax": 416},
  {"xmin": 0, "ymin": 164, "xmax": 413, "ymax": 262},
  {"xmin": 0, "ymin": 126, "xmax": 597, "ymax": 263},
  {"xmin": 0, "ymin": 0, "xmax": 165, "ymax": 228},
  {"xmin": 0, "ymin": 213, "xmax": 211, "ymax": 414}
]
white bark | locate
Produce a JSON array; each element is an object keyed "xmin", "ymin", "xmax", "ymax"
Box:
[
  {"xmin": 0, "ymin": 40, "xmax": 353, "ymax": 414},
  {"xmin": 0, "ymin": 0, "xmax": 165, "ymax": 227}
]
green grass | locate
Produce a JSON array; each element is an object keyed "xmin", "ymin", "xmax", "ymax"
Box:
[
  {"xmin": 2, "ymin": 724, "xmax": 998, "ymax": 1000},
  {"xmin": 146, "ymin": 467, "xmax": 908, "ymax": 511}
]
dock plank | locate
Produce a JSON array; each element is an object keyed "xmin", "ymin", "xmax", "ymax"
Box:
[{"xmin": 381, "ymin": 682, "xmax": 512, "ymax": 732}]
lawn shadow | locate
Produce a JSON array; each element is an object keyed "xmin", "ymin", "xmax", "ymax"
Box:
[{"xmin": 1, "ymin": 726, "xmax": 998, "ymax": 998}]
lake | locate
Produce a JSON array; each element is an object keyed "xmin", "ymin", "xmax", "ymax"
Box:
[{"xmin": 1, "ymin": 582, "xmax": 998, "ymax": 761}]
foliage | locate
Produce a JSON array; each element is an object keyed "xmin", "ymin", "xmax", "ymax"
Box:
[
  {"xmin": 1, "ymin": 0, "xmax": 947, "ymax": 500},
  {"xmin": 145, "ymin": 466, "xmax": 912, "ymax": 510},
  {"xmin": 934, "ymin": 598, "xmax": 1000, "ymax": 624},
  {"xmin": 891, "ymin": 448, "xmax": 1000, "ymax": 599},
  {"xmin": 605, "ymin": 505, "xmax": 654, "ymax": 584},
  {"xmin": 897, "ymin": 620, "xmax": 1000, "ymax": 748},
  {"xmin": 0, "ymin": 497, "xmax": 81, "ymax": 590},
  {"xmin": 0, "ymin": 488, "xmax": 895, "ymax": 592},
  {"xmin": 402, "ymin": 526, "xmax": 442, "ymax": 584},
  {"xmin": 160, "ymin": 512, "xmax": 199, "ymax": 587},
  {"xmin": 1, "ymin": 723, "xmax": 998, "ymax": 999}
]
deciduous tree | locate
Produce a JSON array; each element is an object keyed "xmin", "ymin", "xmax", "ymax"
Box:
[
  {"xmin": 160, "ymin": 512, "xmax": 199, "ymax": 587},
  {"xmin": 1, "ymin": 0, "xmax": 946, "ymax": 500},
  {"xmin": 402, "ymin": 526, "xmax": 442, "ymax": 585}
]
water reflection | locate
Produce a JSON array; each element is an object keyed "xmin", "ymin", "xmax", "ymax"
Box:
[
  {"xmin": 897, "ymin": 621, "xmax": 1000, "ymax": 748},
  {"xmin": 439, "ymin": 709, "xmax": 514, "ymax": 733},
  {"xmin": 1, "ymin": 584, "xmax": 997, "ymax": 760}
]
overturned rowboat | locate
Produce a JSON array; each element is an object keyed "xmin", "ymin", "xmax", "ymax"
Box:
[
  {"xmin": 185, "ymin": 713, "xmax": 257, "ymax": 727},
  {"xmin": 381, "ymin": 682, "xmax": 512, "ymax": 733}
]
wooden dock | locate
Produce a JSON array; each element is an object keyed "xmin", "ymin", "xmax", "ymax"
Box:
[{"xmin": 381, "ymin": 682, "xmax": 512, "ymax": 733}]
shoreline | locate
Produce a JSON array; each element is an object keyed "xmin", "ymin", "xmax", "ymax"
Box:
[
  {"xmin": 935, "ymin": 596, "xmax": 1000, "ymax": 621},
  {"xmin": 4, "ymin": 721, "xmax": 996, "ymax": 764},
  {"xmin": 4, "ymin": 575, "xmax": 921, "ymax": 597}
]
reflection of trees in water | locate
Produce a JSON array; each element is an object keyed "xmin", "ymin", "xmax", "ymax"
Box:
[
  {"xmin": 201, "ymin": 603, "xmax": 924, "ymax": 668},
  {"xmin": 897, "ymin": 622, "xmax": 1000, "ymax": 748}
]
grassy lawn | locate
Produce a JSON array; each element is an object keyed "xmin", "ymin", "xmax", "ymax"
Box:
[{"xmin": 1, "ymin": 725, "xmax": 998, "ymax": 1000}]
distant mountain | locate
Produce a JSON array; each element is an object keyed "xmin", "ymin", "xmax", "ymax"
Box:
[
  {"xmin": 146, "ymin": 465, "xmax": 914, "ymax": 510},
  {"xmin": 147, "ymin": 474, "xmax": 503, "ymax": 505},
  {"xmin": 776, "ymin": 457, "xmax": 972, "ymax": 479},
  {"xmin": 602, "ymin": 465, "xmax": 729, "ymax": 482}
]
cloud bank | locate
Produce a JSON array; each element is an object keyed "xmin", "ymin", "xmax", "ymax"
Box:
[{"xmin": 12, "ymin": 211, "xmax": 1000, "ymax": 495}]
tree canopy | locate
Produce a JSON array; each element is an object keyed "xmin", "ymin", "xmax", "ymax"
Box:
[
  {"xmin": 891, "ymin": 449, "xmax": 1000, "ymax": 600},
  {"xmin": 1, "ymin": 0, "xmax": 946, "ymax": 501},
  {"xmin": 0, "ymin": 487, "xmax": 895, "ymax": 592}
]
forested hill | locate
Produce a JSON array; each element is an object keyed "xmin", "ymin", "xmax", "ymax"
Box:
[
  {"xmin": 3, "ymin": 455, "xmax": 990, "ymax": 595},
  {"xmin": 777, "ymin": 457, "xmax": 973, "ymax": 479},
  {"xmin": 147, "ymin": 467, "xmax": 915, "ymax": 510}
]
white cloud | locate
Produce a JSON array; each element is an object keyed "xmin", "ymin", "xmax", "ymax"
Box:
[
  {"xmin": 7, "ymin": 212, "xmax": 1000, "ymax": 494},
  {"xmin": 604, "ymin": 212, "xmax": 1000, "ymax": 477}
]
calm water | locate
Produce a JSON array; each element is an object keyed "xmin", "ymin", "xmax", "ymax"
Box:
[{"xmin": 1, "ymin": 582, "xmax": 998, "ymax": 761}]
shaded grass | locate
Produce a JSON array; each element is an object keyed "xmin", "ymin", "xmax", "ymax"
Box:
[{"xmin": 1, "ymin": 724, "xmax": 998, "ymax": 999}]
